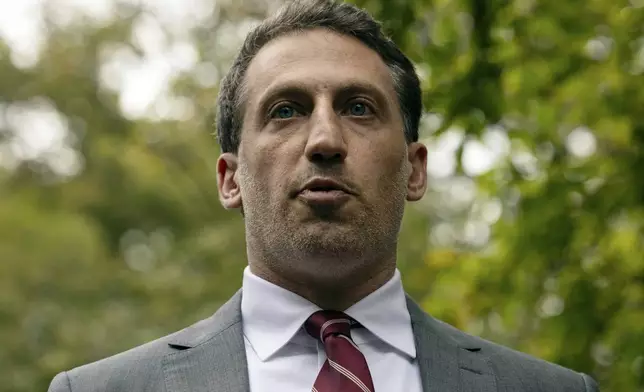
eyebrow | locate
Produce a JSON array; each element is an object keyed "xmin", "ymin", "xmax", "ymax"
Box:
[{"xmin": 256, "ymin": 80, "xmax": 392, "ymax": 114}]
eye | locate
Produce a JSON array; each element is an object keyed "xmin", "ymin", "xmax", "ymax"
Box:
[
  {"xmin": 270, "ymin": 104, "xmax": 300, "ymax": 119},
  {"xmin": 346, "ymin": 101, "xmax": 372, "ymax": 117}
]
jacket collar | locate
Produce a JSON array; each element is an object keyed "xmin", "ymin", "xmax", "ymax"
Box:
[
  {"xmin": 163, "ymin": 290, "xmax": 497, "ymax": 392},
  {"xmin": 406, "ymin": 296, "xmax": 497, "ymax": 392},
  {"xmin": 164, "ymin": 290, "xmax": 250, "ymax": 392}
]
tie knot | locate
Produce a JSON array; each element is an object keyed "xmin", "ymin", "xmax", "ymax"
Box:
[{"xmin": 305, "ymin": 310, "xmax": 354, "ymax": 342}]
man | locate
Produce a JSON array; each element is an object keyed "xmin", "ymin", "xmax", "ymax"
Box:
[{"xmin": 49, "ymin": 0, "xmax": 599, "ymax": 391}]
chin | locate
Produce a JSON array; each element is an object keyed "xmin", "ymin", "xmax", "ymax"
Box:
[{"xmin": 296, "ymin": 226, "xmax": 360, "ymax": 253}]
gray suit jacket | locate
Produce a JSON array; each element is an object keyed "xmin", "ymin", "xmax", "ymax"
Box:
[{"xmin": 48, "ymin": 290, "xmax": 599, "ymax": 391}]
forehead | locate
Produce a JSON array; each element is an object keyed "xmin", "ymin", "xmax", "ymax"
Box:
[{"xmin": 243, "ymin": 28, "xmax": 397, "ymax": 106}]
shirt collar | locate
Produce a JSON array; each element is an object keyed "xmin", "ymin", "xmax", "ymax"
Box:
[
  {"xmin": 241, "ymin": 266, "xmax": 416, "ymax": 361},
  {"xmin": 345, "ymin": 269, "xmax": 416, "ymax": 359},
  {"xmin": 241, "ymin": 267, "xmax": 321, "ymax": 361}
]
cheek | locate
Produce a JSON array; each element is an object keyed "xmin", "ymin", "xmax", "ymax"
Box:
[
  {"xmin": 240, "ymin": 137, "xmax": 279, "ymax": 176},
  {"xmin": 356, "ymin": 138, "xmax": 407, "ymax": 176},
  {"xmin": 240, "ymin": 138, "xmax": 298, "ymax": 195},
  {"xmin": 373, "ymin": 151, "xmax": 409, "ymax": 196}
]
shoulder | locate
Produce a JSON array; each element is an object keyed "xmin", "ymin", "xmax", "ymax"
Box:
[
  {"xmin": 431, "ymin": 315, "xmax": 598, "ymax": 391},
  {"xmin": 405, "ymin": 297, "xmax": 598, "ymax": 391},
  {"xmin": 48, "ymin": 291, "xmax": 243, "ymax": 392},
  {"xmin": 52, "ymin": 331, "xmax": 178, "ymax": 392}
]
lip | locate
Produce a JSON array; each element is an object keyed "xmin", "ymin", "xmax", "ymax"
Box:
[
  {"xmin": 300, "ymin": 178, "xmax": 353, "ymax": 194},
  {"xmin": 296, "ymin": 177, "xmax": 354, "ymax": 206},
  {"xmin": 298, "ymin": 189, "xmax": 351, "ymax": 206}
]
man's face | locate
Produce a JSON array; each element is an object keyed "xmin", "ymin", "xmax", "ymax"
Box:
[{"xmin": 218, "ymin": 28, "xmax": 427, "ymax": 286}]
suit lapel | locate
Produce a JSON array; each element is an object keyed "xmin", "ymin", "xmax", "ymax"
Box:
[
  {"xmin": 163, "ymin": 290, "xmax": 250, "ymax": 392},
  {"xmin": 407, "ymin": 298, "xmax": 497, "ymax": 392},
  {"xmin": 161, "ymin": 289, "xmax": 498, "ymax": 392}
]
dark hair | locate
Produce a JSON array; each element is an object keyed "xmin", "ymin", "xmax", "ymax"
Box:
[{"xmin": 216, "ymin": 0, "xmax": 422, "ymax": 154}]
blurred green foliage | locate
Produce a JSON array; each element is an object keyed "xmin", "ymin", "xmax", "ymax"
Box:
[{"xmin": 0, "ymin": 0, "xmax": 642, "ymax": 391}]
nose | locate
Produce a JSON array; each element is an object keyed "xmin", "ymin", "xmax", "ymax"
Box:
[{"xmin": 304, "ymin": 104, "xmax": 348, "ymax": 165}]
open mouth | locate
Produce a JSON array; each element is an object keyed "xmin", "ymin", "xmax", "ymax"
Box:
[{"xmin": 306, "ymin": 186, "xmax": 343, "ymax": 192}]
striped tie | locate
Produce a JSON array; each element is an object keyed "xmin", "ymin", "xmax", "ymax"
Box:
[{"xmin": 305, "ymin": 310, "xmax": 375, "ymax": 392}]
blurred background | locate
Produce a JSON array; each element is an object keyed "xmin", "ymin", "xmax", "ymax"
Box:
[{"xmin": 0, "ymin": 0, "xmax": 642, "ymax": 390}]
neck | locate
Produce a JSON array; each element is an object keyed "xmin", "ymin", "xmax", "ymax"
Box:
[{"xmin": 249, "ymin": 260, "xmax": 396, "ymax": 310}]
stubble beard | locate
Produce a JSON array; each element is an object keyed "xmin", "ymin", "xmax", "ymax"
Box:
[
  {"xmin": 245, "ymin": 188, "xmax": 406, "ymax": 291},
  {"xmin": 241, "ymin": 156, "xmax": 409, "ymax": 291}
]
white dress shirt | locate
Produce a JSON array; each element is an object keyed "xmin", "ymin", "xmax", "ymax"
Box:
[{"xmin": 241, "ymin": 266, "xmax": 423, "ymax": 392}]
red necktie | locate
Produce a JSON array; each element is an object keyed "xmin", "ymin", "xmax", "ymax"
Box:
[{"xmin": 305, "ymin": 310, "xmax": 375, "ymax": 392}]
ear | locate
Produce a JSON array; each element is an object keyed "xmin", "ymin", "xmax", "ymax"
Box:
[
  {"xmin": 217, "ymin": 153, "xmax": 243, "ymax": 209},
  {"xmin": 406, "ymin": 142, "xmax": 428, "ymax": 202}
]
